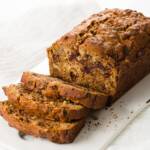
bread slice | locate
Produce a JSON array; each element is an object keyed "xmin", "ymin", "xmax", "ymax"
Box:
[
  {"xmin": 0, "ymin": 101, "xmax": 85, "ymax": 144},
  {"xmin": 3, "ymin": 84, "xmax": 89, "ymax": 122},
  {"xmin": 21, "ymin": 72, "xmax": 108, "ymax": 109}
]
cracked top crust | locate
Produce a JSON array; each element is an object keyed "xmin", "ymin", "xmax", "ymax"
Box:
[{"xmin": 50, "ymin": 9, "xmax": 150, "ymax": 64}]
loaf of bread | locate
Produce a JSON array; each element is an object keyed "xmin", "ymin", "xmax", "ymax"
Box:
[
  {"xmin": 1, "ymin": 8, "xmax": 150, "ymax": 144},
  {"xmin": 3, "ymin": 84, "xmax": 89, "ymax": 122},
  {"xmin": 0, "ymin": 101, "xmax": 85, "ymax": 144},
  {"xmin": 21, "ymin": 72, "xmax": 108, "ymax": 109},
  {"xmin": 47, "ymin": 9, "xmax": 150, "ymax": 100}
]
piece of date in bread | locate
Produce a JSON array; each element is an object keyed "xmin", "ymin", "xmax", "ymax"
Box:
[
  {"xmin": 3, "ymin": 84, "xmax": 89, "ymax": 122},
  {"xmin": 47, "ymin": 9, "xmax": 150, "ymax": 100},
  {"xmin": 21, "ymin": 72, "xmax": 108, "ymax": 109},
  {"xmin": 0, "ymin": 101, "xmax": 85, "ymax": 144}
]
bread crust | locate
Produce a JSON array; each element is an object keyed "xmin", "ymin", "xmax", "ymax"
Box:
[
  {"xmin": 21, "ymin": 72, "xmax": 108, "ymax": 109},
  {"xmin": 3, "ymin": 84, "xmax": 89, "ymax": 122},
  {"xmin": 0, "ymin": 102, "xmax": 85, "ymax": 144}
]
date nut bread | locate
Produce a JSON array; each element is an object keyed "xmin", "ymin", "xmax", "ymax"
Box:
[
  {"xmin": 21, "ymin": 72, "xmax": 108, "ymax": 109},
  {"xmin": 3, "ymin": 84, "xmax": 89, "ymax": 122},
  {"xmin": 0, "ymin": 101, "xmax": 85, "ymax": 144},
  {"xmin": 47, "ymin": 9, "xmax": 150, "ymax": 100}
]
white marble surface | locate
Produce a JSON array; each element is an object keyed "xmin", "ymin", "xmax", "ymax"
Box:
[{"xmin": 0, "ymin": 0, "xmax": 150, "ymax": 150}]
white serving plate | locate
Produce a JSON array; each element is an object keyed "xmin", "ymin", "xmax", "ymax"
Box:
[{"xmin": 0, "ymin": 59, "xmax": 149, "ymax": 150}]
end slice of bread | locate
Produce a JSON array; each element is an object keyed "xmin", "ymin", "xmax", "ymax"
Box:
[{"xmin": 0, "ymin": 101, "xmax": 85, "ymax": 144}]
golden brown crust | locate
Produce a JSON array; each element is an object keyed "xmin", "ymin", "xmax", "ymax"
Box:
[
  {"xmin": 0, "ymin": 101, "xmax": 85, "ymax": 144},
  {"xmin": 3, "ymin": 84, "xmax": 89, "ymax": 122},
  {"xmin": 47, "ymin": 9, "xmax": 150, "ymax": 98},
  {"xmin": 113, "ymin": 48, "xmax": 150, "ymax": 100},
  {"xmin": 21, "ymin": 72, "xmax": 108, "ymax": 109}
]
